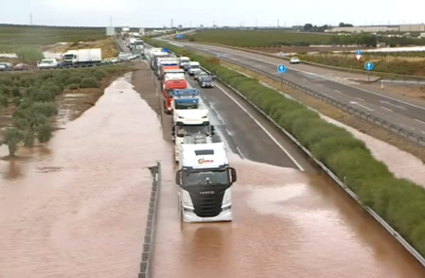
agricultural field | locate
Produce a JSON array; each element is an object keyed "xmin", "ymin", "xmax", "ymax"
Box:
[
  {"xmin": 186, "ymin": 30, "xmax": 337, "ymax": 48},
  {"xmin": 298, "ymin": 53, "xmax": 425, "ymax": 76},
  {"xmin": 0, "ymin": 24, "xmax": 119, "ymax": 65}
]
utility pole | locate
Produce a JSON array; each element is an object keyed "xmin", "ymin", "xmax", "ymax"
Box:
[
  {"xmin": 110, "ymin": 16, "xmax": 112, "ymax": 27},
  {"xmin": 171, "ymin": 19, "xmax": 173, "ymax": 28},
  {"xmin": 30, "ymin": 13, "xmax": 32, "ymax": 25},
  {"xmin": 277, "ymin": 19, "xmax": 279, "ymax": 27}
]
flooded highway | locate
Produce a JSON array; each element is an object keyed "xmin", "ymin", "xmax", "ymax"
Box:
[
  {"xmin": 141, "ymin": 61, "xmax": 425, "ymax": 277},
  {"xmin": 1, "ymin": 64, "xmax": 425, "ymax": 278},
  {"xmin": 0, "ymin": 73, "xmax": 172, "ymax": 278}
]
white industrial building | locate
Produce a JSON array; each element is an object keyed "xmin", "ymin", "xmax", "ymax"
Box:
[{"xmin": 326, "ymin": 23, "xmax": 425, "ymax": 33}]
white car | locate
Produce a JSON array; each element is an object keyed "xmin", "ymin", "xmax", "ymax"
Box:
[{"xmin": 289, "ymin": 57, "xmax": 300, "ymax": 64}]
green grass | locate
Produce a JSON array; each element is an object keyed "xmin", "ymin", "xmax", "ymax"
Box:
[
  {"xmin": 146, "ymin": 37, "xmax": 425, "ymax": 258},
  {"xmin": 0, "ymin": 65, "xmax": 131, "ymax": 156},
  {"xmin": 186, "ymin": 30, "xmax": 336, "ymax": 47},
  {"xmin": 298, "ymin": 53, "xmax": 425, "ymax": 76},
  {"xmin": 0, "ymin": 24, "xmax": 107, "ymax": 52}
]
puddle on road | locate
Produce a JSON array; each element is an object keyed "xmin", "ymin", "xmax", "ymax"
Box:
[
  {"xmin": 152, "ymin": 152, "xmax": 425, "ymax": 278},
  {"xmin": 0, "ymin": 73, "xmax": 172, "ymax": 278}
]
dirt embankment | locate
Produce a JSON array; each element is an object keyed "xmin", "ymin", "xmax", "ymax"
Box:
[
  {"xmin": 223, "ymin": 62, "xmax": 425, "ymax": 163},
  {"xmin": 42, "ymin": 37, "xmax": 119, "ymax": 58}
]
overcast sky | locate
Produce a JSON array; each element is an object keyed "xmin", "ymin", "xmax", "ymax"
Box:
[{"xmin": 0, "ymin": 0, "xmax": 424, "ymax": 27}]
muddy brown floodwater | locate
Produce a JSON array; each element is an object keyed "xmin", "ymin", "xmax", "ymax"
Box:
[
  {"xmin": 0, "ymin": 73, "xmax": 172, "ymax": 278},
  {"xmin": 152, "ymin": 153, "xmax": 425, "ymax": 278}
]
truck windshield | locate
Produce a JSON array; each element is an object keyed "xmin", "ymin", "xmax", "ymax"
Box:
[
  {"xmin": 190, "ymin": 65, "xmax": 200, "ymax": 69},
  {"xmin": 175, "ymin": 101, "xmax": 199, "ymax": 110},
  {"xmin": 183, "ymin": 169, "xmax": 230, "ymax": 186},
  {"xmin": 167, "ymin": 90, "xmax": 174, "ymax": 97},
  {"xmin": 176, "ymin": 125, "xmax": 210, "ymax": 137}
]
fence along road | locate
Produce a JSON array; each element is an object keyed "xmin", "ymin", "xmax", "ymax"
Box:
[{"xmin": 164, "ymin": 40, "xmax": 425, "ymax": 147}]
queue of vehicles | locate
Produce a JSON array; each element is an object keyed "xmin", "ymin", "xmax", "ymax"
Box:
[{"xmin": 147, "ymin": 48, "xmax": 237, "ymax": 223}]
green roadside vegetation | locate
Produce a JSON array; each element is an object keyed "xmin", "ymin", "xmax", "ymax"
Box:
[
  {"xmin": 146, "ymin": 37, "xmax": 425, "ymax": 257},
  {"xmin": 297, "ymin": 53, "xmax": 425, "ymax": 77},
  {"xmin": 0, "ymin": 65, "xmax": 131, "ymax": 157}
]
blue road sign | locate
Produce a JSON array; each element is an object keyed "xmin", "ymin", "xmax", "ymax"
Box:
[
  {"xmin": 356, "ymin": 50, "xmax": 363, "ymax": 55},
  {"xmin": 277, "ymin": 64, "xmax": 287, "ymax": 73},
  {"xmin": 162, "ymin": 48, "xmax": 169, "ymax": 53},
  {"xmin": 364, "ymin": 62, "xmax": 374, "ymax": 71}
]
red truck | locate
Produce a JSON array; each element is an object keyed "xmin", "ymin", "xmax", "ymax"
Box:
[{"xmin": 163, "ymin": 79, "xmax": 188, "ymax": 114}]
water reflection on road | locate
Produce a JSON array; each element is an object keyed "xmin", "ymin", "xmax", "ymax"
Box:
[
  {"xmin": 0, "ymin": 73, "xmax": 172, "ymax": 278},
  {"xmin": 151, "ymin": 154, "xmax": 425, "ymax": 278}
]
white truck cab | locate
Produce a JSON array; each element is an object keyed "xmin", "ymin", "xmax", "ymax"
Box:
[
  {"xmin": 172, "ymin": 109, "xmax": 215, "ymax": 162},
  {"xmin": 188, "ymin": 61, "xmax": 201, "ymax": 76},
  {"xmin": 175, "ymin": 141, "xmax": 237, "ymax": 223},
  {"xmin": 179, "ymin": 56, "xmax": 190, "ymax": 68},
  {"xmin": 172, "ymin": 89, "xmax": 201, "ymax": 123}
]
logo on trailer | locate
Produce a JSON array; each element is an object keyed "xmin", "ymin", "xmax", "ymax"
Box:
[
  {"xmin": 198, "ymin": 158, "xmax": 214, "ymax": 164},
  {"xmin": 200, "ymin": 191, "xmax": 214, "ymax": 195}
]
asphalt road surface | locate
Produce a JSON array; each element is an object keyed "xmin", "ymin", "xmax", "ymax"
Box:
[
  {"xmin": 167, "ymin": 40, "xmax": 425, "ymax": 137},
  {"xmin": 140, "ymin": 53, "xmax": 425, "ymax": 277}
]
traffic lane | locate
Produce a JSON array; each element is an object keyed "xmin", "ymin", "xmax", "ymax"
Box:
[
  {"xmin": 221, "ymin": 50, "xmax": 425, "ymax": 122},
  {"xmin": 193, "ymin": 47, "xmax": 425, "ymax": 132},
  {"xmin": 187, "ymin": 77, "xmax": 314, "ymax": 171},
  {"xmin": 184, "ymin": 42, "xmax": 425, "ymax": 114}
]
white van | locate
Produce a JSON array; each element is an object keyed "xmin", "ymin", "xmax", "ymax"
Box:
[{"xmin": 188, "ymin": 61, "xmax": 201, "ymax": 76}]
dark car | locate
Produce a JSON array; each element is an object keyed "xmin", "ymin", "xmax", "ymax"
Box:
[
  {"xmin": 13, "ymin": 63, "xmax": 32, "ymax": 71},
  {"xmin": 183, "ymin": 63, "xmax": 190, "ymax": 72},
  {"xmin": 198, "ymin": 75, "xmax": 214, "ymax": 88}
]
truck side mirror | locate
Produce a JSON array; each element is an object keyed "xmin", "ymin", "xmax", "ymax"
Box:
[
  {"xmin": 175, "ymin": 170, "xmax": 182, "ymax": 186},
  {"xmin": 229, "ymin": 167, "xmax": 237, "ymax": 183},
  {"xmin": 210, "ymin": 125, "xmax": 215, "ymax": 136}
]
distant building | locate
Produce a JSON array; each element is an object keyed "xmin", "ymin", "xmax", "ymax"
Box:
[
  {"xmin": 399, "ymin": 24, "xmax": 425, "ymax": 32},
  {"xmin": 326, "ymin": 26, "xmax": 399, "ymax": 33},
  {"xmin": 106, "ymin": 27, "xmax": 115, "ymax": 36}
]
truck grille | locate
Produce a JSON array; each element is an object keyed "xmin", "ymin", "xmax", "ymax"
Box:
[{"xmin": 189, "ymin": 191, "xmax": 225, "ymax": 217}]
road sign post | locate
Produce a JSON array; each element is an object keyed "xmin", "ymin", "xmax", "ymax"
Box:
[
  {"xmin": 356, "ymin": 50, "xmax": 363, "ymax": 60},
  {"xmin": 364, "ymin": 61, "xmax": 374, "ymax": 81},
  {"xmin": 277, "ymin": 64, "xmax": 287, "ymax": 89}
]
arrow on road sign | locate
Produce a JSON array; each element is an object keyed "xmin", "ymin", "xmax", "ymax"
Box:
[
  {"xmin": 277, "ymin": 64, "xmax": 287, "ymax": 73},
  {"xmin": 356, "ymin": 54, "xmax": 361, "ymax": 60},
  {"xmin": 364, "ymin": 61, "xmax": 374, "ymax": 71}
]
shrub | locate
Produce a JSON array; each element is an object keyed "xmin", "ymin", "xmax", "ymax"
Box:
[
  {"xmin": 79, "ymin": 77, "xmax": 99, "ymax": 88},
  {"xmin": 145, "ymin": 38, "xmax": 425, "ymax": 257},
  {"xmin": 93, "ymin": 69, "xmax": 106, "ymax": 80},
  {"xmin": 67, "ymin": 84, "xmax": 79, "ymax": 90}
]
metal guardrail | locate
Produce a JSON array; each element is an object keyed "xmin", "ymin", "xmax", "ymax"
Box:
[
  {"xmin": 182, "ymin": 41, "xmax": 425, "ymax": 82},
  {"xmin": 206, "ymin": 68, "xmax": 425, "ymax": 269},
  {"xmin": 184, "ymin": 45, "xmax": 425, "ymax": 147},
  {"xmin": 139, "ymin": 162, "xmax": 161, "ymax": 278},
  {"xmin": 147, "ymin": 45, "xmax": 425, "ymax": 268}
]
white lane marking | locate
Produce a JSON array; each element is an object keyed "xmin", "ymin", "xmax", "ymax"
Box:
[
  {"xmin": 381, "ymin": 106, "xmax": 393, "ymax": 112},
  {"xmin": 356, "ymin": 97, "xmax": 365, "ymax": 101},
  {"xmin": 415, "ymin": 119, "xmax": 425, "ymax": 125},
  {"xmin": 214, "ymin": 83, "xmax": 305, "ymax": 171},
  {"xmin": 203, "ymin": 46, "xmax": 425, "ymax": 112},
  {"xmin": 334, "ymin": 89, "xmax": 342, "ymax": 94},
  {"xmin": 379, "ymin": 100, "xmax": 406, "ymax": 110},
  {"xmin": 350, "ymin": 101, "xmax": 374, "ymax": 111}
]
